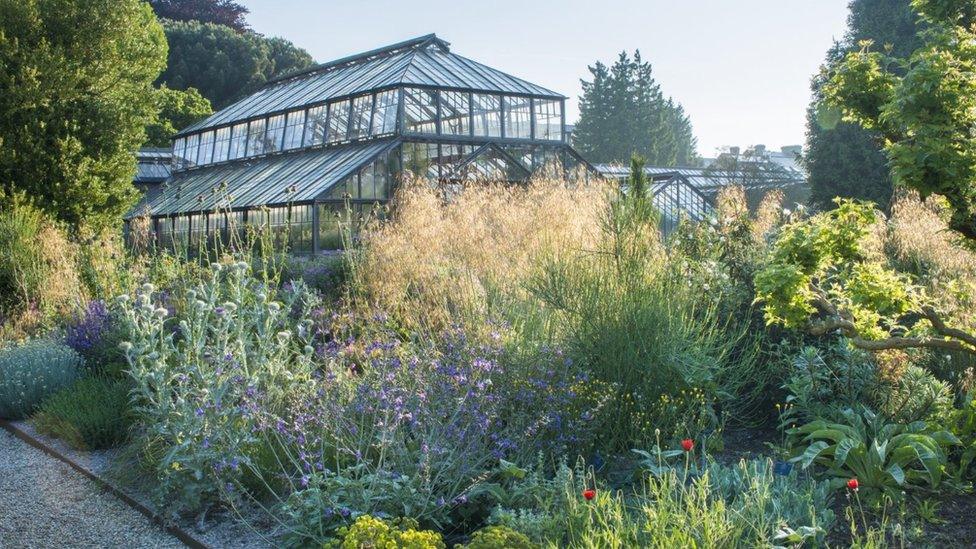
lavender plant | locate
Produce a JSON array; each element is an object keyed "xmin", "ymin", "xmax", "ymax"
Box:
[
  {"xmin": 235, "ymin": 328, "xmax": 607, "ymax": 545},
  {"xmin": 64, "ymin": 299, "xmax": 127, "ymax": 377},
  {"xmin": 118, "ymin": 261, "xmax": 320, "ymax": 517}
]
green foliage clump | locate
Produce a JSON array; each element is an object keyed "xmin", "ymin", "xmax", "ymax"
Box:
[
  {"xmin": 493, "ymin": 458, "xmax": 832, "ymax": 548},
  {"xmin": 823, "ymin": 0, "xmax": 976, "ymax": 242},
  {"xmin": 790, "ymin": 407, "xmax": 958, "ymax": 500},
  {"xmin": 0, "ymin": 0, "xmax": 167, "ymax": 230},
  {"xmin": 782, "ymin": 343, "xmax": 879, "ymax": 424},
  {"xmin": 458, "ymin": 526, "xmax": 537, "ymax": 549},
  {"xmin": 145, "ymin": 85, "xmax": 213, "ymax": 147},
  {"xmin": 0, "ymin": 340, "xmax": 82, "ymax": 419},
  {"xmin": 0, "ymin": 202, "xmax": 85, "ymax": 331},
  {"xmin": 755, "ymin": 200, "xmax": 928, "ymax": 345},
  {"xmin": 158, "ymin": 19, "xmax": 314, "ymax": 109},
  {"xmin": 876, "ymin": 365, "xmax": 954, "ymax": 425},
  {"xmin": 530, "ymin": 188, "xmax": 736, "ymax": 450},
  {"xmin": 328, "ymin": 515, "xmax": 445, "ymax": 549},
  {"xmin": 805, "ymin": 0, "xmax": 921, "ymax": 210},
  {"xmin": 33, "ymin": 377, "xmax": 132, "ymax": 449}
]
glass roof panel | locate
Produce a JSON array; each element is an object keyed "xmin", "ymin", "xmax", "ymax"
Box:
[
  {"xmin": 140, "ymin": 140, "xmax": 398, "ymax": 217},
  {"xmin": 178, "ymin": 35, "xmax": 563, "ymax": 137}
]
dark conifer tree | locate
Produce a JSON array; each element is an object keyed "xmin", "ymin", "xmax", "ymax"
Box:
[{"xmin": 805, "ymin": 0, "xmax": 921, "ymax": 210}]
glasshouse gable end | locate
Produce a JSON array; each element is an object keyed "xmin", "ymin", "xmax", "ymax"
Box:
[{"xmin": 128, "ymin": 34, "xmax": 593, "ymax": 253}]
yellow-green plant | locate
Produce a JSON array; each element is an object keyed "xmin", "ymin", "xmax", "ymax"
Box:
[
  {"xmin": 755, "ymin": 199, "xmax": 976, "ymax": 354},
  {"xmin": 328, "ymin": 515, "xmax": 444, "ymax": 549},
  {"xmin": 458, "ymin": 526, "xmax": 537, "ymax": 549}
]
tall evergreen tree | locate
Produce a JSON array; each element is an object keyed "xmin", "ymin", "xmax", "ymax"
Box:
[
  {"xmin": 574, "ymin": 51, "xmax": 699, "ymax": 166},
  {"xmin": 805, "ymin": 0, "xmax": 921, "ymax": 210},
  {"xmin": 0, "ymin": 0, "xmax": 167, "ymax": 230}
]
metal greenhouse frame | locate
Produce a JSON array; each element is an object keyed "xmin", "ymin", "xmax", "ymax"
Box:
[{"xmin": 127, "ymin": 34, "xmax": 598, "ymax": 253}]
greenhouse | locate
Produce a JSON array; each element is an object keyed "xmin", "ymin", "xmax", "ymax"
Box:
[{"xmin": 128, "ymin": 34, "xmax": 594, "ymax": 253}]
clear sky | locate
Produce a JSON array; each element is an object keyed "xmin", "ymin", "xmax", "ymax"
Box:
[{"xmin": 239, "ymin": 0, "xmax": 851, "ymax": 157}]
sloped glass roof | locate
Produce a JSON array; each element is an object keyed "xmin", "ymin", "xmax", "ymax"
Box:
[
  {"xmin": 142, "ymin": 140, "xmax": 397, "ymax": 216},
  {"xmin": 178, "ymin": 34, "xmax": 563, "ymax": 137},
  {"xmin": 596, "ymin": 164, "xmax": 805, "ymax": 194}
]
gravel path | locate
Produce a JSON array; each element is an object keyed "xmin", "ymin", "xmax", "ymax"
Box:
[{"xmin": 0, "ymin": 429, "xmax": 187, "ymax": 549}]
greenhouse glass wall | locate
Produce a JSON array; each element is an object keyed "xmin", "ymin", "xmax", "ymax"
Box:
[{"xmin": 127, "ymin": 34, "xmax": 595, "ymax": 253}]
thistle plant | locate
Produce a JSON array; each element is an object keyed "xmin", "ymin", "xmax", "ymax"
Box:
[{"xmin": 118, "ymin": 260, "xmax": 319, "ymax": 516}]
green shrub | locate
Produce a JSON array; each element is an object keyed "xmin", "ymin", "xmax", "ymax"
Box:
[
  {"xmin": 875, "ymin": 365, "xmax": 954, "ymax": 426},
  {"xmin": 33, "ymin": 377, "xmax": 132, "ymax": 449},
  {"xmin": 790, "ymin": 407, "xmax": 959, "ymax": 500},
  {"xmin": 0, "ymin": 202, "xmax": 84, "ymax": 334},
  {"xmin": 327, "ymin": 515, "xmax": 444, "ymax": 549},
  {"xmin": 458, "ymin": 526, "xmax": 537, "ymax": 549},
  {"xmin": 0, "ymin": 339, "xmax": 82, "ymax": 419},
  {"xmin": 782, "ymin": 342, "xmax": 878, "ymax": 424},
  {"xmin": 491, "ymin": 458, "xmax": 832, "ymax": 548},
  {"xmin": 529, "ymin": 192, "xmax": 738, "ymax": 450}
]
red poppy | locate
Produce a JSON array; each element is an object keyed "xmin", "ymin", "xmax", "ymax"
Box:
[
  {"xmin": 847, "ymin": 478, "xmax": 859, "ymax": 491},
  {"xmin": 582, "ymin": 489, "xmax": 596, "ymax": 501},
  {"xmin": 681, "ymin": 439, "xmax": 694, "ymax": 452}
]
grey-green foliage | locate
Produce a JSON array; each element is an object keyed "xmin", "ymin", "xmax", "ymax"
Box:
[
  {"xmin": 782, "ymin": 342, "xmax": 878, "ymax": 424},
  {"xmin": 490, "ymin": 458, "xmax": 833, "ymax": 548},
  {"xmin": 876, "ymin": 365, "xmax": 954, "ymax": 426},
  {"xmin": 0, "ymin": 339, "xmax": 82, "ymax": 419}
]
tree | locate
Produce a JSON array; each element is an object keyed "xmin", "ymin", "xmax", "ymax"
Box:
[
  {"xmin": 149, "ymin": 0, "xmax": 249, "ymax": 33},
  {"xmin": 805, "ymin": 0, "xmax": 922, "ymax": 211},
  {"xmin": 823, "ymin": 0, "xmax": 976, "ymax": 243},
  {"xmin": 145, "ymin": 86, "xmax": 213, "ymax": 147},
  {"xmin": 574, "ymin": 51, "xmax": 699, "ymax": 166},
  {"xmin": 755, "ymin": 200, "xmax": 976, "ymax": 355},
  {"xmin": 157, "ymin": 20, "xmax": 314, "ymax": 109},
  {"xmin": 0, "ymin": 0, "xmax": 167, "ymax": 230}
]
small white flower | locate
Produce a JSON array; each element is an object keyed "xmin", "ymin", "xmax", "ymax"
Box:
[
  {"xmin": 141, "ymin": 283, "xmax": 155, "ymax": 294},
  {"xmin": 268, "ymin": 302, "xmax": 282, "ymax": 313},
  {"xmin": 154, "ymin": 308, "xmax": 169, "ymax": 319},
  {"xmin": 276, "ymin": 331, "xmax": 292, "ymax": 343},
  {"xmin": 119, "ymin": 342, "xmax": 134, "ymax": 353},
  {"xmin": 211, "ymin": 263, "xmax": 223, "ymax": 273}
]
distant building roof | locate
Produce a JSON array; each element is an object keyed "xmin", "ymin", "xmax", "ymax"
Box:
[{"xmin": 134, "ymin": 148, "xmax": 172, "ymax": 184}]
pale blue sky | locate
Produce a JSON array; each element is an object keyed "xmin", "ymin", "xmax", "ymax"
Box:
[{"xmin": 240, "ymin": 0, "xmax": 851, "ymax": 156}]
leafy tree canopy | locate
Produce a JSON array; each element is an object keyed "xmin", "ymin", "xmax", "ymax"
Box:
[
  {"xmin": 822, "ymin": 0, "xmax": 976, "ymax": 242},
  {"xmin": 145, "ymin": 86, "xmax": 213, "ymax": 148},
  {"xmin": 157, "ymin": 19, "xmax": 315, "ymax": 109},
  {"xmin": 150, "ymin": 0, "xmax": 249, "ymax": 33},
  {"xmin": 574, "ymin": 51, "xmax": 699, "ymax": 167},
  {"xmin": 755, "ymin": 199, "xmax": 976, "ymax": 355},
  {"xmin": 0, "ymin": 0, "xmax": 167, "ymax": 230},
  {"xmin": 805, "ymin": 0, "xmax": 922, "ymax": 211}
]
